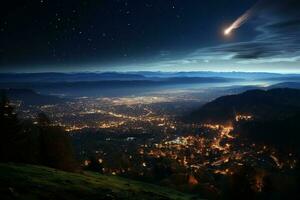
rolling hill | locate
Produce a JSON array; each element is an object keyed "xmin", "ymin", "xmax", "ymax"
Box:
[
  {"xmin": 188, "ymin": 88, "xmax": 300, "ymax": 153},
  {"xmin": 0, "ymin": 88, "xmax": 64, "ymax": 105},
  {"xmin": 188, "ymin": 88, "xmax": 300, "ymax": 123}
]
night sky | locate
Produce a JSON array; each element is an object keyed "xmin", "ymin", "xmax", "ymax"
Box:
[{"xmin": 0, "ymin": 0, "xmax": 299, "ymax": 72}]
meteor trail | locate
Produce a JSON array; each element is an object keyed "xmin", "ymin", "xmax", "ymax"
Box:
[
  {"xmin": 224, "ymin": 1, "xmax": 262, "ymax": 35},
  {"xmin": 224, "ymin": 9, "xmax": 252, "ymax": 35}
]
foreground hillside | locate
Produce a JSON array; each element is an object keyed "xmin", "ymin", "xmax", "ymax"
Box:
[{"xmin": 0, "ymin": 163, "xmax": 199, "ymax": 200}]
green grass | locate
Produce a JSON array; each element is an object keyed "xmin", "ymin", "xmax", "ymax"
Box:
[{"xmin": 0, "ymin": 163, "xmax": 201, "ymax": 200}]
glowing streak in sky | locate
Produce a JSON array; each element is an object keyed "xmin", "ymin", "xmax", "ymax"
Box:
[{"xmin": 224, "ymin": 1, "xmax": 262, "ymax": 35}]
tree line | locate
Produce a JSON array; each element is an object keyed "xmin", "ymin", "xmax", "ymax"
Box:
[{"xmin": 0, "ymin": 94, "xmax": 77, "ymax": 171}]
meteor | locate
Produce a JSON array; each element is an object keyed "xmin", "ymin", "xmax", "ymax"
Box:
[
  {"xmin": 224, "ymin": 1, "xmax": 262, "ymax": 36},
  {"xmin": 224, "ymin": 9, "xmax": 252, "ymax": 35}
]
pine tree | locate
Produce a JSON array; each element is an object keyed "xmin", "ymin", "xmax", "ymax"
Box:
[{"xmin": 0, "ymin": 93, "xmax": 22, "ymax": 162}]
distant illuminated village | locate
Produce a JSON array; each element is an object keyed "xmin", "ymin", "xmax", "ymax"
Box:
[
  {"xmin": 16, "ymin": 96, "xmax": 186, "ymax": 133},
  {"xmin": 13, "ymin": 96, "xmax": 298, "ymax": 191}
]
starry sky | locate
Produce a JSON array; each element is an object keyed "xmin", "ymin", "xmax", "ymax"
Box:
[{"xmin": 0, "ymin": 0, "xmax": 299, "ymax": 73}]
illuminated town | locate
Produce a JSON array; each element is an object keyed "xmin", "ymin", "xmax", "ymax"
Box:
[
  {"xmin": 15, "ymin": 96, "xmax": 190, "ymax": 133},
  {"xmin": 11, "ymin": 96, "xmax": 298, "ymax": 194}
]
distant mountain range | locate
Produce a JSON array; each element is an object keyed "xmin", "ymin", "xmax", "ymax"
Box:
[
  {"xmin": 135, "ymin": 71, "xmax": 297, "ymax": 79},
  {"xmin": 2, "ymin": 71, "xmax": 300, "ymax": 97},
  {"xmin": 1, "ymin": 71, "xmax": 299, "ymax": 82},
  {"xmin": 0, "ymin": 72, "xmax": 146, "ymax": 82},
  {"xmin": 0, "ymin": 77, "xmax": 238, "ymax": 89},
  {"xmin": 0, "ymin": 77, "xmax": 240, "ymax": 97}
]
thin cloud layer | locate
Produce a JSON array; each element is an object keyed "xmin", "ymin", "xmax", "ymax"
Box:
[
  {"xmin": 204, "ymin": 0, "xmax": 300, "ymax": 63},
  {"xmin": 145, "ymin": 0, "xmax": 300, "ymax": 72}
]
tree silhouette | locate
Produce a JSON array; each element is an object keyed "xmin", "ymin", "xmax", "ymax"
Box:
[
  {"xmin": 37, "ymin": 112, "xmax": 51, "ymax": 126},
  {"xmin": 0, "ymin": 93, "xmax": 77, "ymax": 171},
  {"xmin": 0, "ymin": 93, "xmax": 23, "ymax": 162}
]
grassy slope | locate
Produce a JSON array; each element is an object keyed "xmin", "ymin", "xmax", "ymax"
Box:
[{"xmin": 0, "ymin": 163, "xmax": 200, "ymax": 200}]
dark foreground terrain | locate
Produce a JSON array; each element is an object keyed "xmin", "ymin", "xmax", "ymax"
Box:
[{"xmin": 0, "ymin": 163, "xmax": 200, "ymax": 200}]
